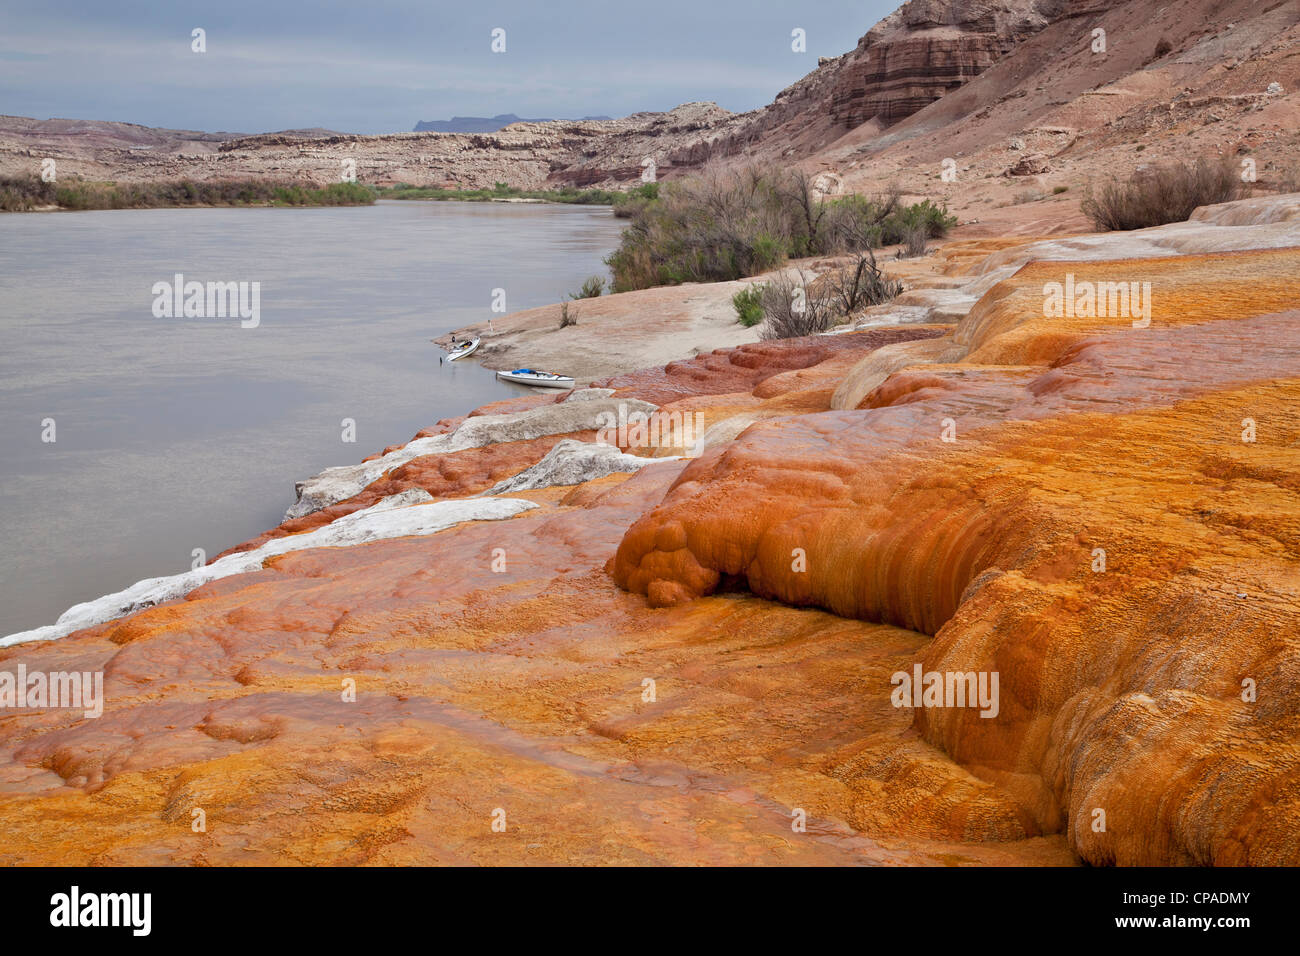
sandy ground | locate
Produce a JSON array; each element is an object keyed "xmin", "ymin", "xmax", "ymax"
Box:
[{"xmin": 435, "ymin": 277, "xmax": 766, "ymax": 384}]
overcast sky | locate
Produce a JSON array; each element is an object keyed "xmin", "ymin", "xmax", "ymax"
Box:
[{"xmin": 0, "ymin": 0, "xmax": 896, "ymax": 134}]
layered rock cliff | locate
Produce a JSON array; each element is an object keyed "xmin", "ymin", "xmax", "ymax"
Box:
[
  {"xmin": 832, "ymin": 0, "xmax": 1080, "ymax": 127},
  {"xmin": 640, "ymin": 0, "xmax": 1098, "ymax": 181}
]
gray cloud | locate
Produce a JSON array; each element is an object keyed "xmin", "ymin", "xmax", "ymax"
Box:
[{"xmin": 0, "ymin": 0, "xmax": 891, "ymax": 133}]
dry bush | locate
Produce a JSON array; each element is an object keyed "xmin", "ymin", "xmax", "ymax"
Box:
[
  {"xmin": 757, "ymin": 251, "xmax": 904, "ymax": 339},
  {"xmin": 899, "ymin": 225, "xmax": 929, "ymax": 258},
  {"xmin": 1081, "ymin": 157, "xmax": 1241, "ymax": 230},
  {"xmin": 826, "ymin": 249, "xmax": 904, "ymax": 312},
  {"xmin": 0, "ymin": 176, "xmax": 57, "ymax": 211},
  {"xmin": 759, "ymin": 270, "xmax": 838, "ymax": 339}
]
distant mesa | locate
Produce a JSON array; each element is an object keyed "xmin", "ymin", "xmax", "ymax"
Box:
[{"xmin": 413, "ymin": 113, "xmax": 613, "ymax": 133}]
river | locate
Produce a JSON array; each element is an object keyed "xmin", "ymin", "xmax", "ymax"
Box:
[{"xmin": 0, "ymin": 199, "xmax": 625, "ymax": 634}]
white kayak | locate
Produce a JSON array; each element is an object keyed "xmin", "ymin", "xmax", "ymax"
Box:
[
  {"xmin": 496, "ymin": 368, "xmax": 576, "ymax": 389},
  {"xmin": 443, "ymin": 337, "xmax": 481, "ymax": 361}
]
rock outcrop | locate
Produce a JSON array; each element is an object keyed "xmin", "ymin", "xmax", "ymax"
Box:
[
  {"xmin": 611, "ymin": 194, "xmax": 1300, "ymax": 865},
  {"xmin": 832, "ymin": 0, "xmax": 1079, "ymax": 128},
  {"xmin": 285, "ymin": 394, "xmax": 658, "ymax": 518},
  {"xmin": 645, "ymin": 0, "xmax": 1103, "ymax": 180},
  {"xmin": 481, "ymin": 439, "xmax": 672, "ymax": 495},
  {"xmin": 0, "ymin": 321, "xmax": 1019, "ymax": 866}
]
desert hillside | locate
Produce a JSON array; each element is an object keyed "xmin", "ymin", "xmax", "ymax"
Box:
[{"xmin": 4, "ymin": 0, "xmax": 1296, "ymax": 228}]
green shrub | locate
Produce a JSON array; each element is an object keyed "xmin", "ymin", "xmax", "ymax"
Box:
[
  {"xmin": 307, "ymin": 181, "xmax": 374, "ymax": 205},
  {"xmin": 882, "ymin": 199, "xmax": 957, "ymax": 244},
  {"xmin": 819, "ymin": 192, "xmax": 898, "ymax": 249},
  {"xmin": 571, "ymin": 275, "xmax": 605, "ymax": 299},
  {"xmin": 750, "ymin": 234, "xmax": 785, "ymax": 272},
  {"xmin": 5, "ymin": 176, "xmax": 376, "ymax": 211},
  {"xmin": 605, "ymin": 166, "xmax": 956, "ymax": 291},
  {"xmin": 378, "ymin": 183, "xmax": 621, "ymax": 205},
  {"xmin": 612, "ymin": 182, "xmax": 661, "ymax": 218},
  {"xmin": 732, "ymin": 284, "xmax": 765, "ymax": 326}
]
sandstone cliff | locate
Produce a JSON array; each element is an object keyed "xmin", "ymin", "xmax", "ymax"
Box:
[{"xmin": 835, "ymin": 0, "xmax": 1080, "ymax": 126}]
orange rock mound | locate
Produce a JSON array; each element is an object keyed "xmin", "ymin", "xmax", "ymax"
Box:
[{"xmin": 612, "ymin": 248, "xmax": 1300, "ymax": 865}]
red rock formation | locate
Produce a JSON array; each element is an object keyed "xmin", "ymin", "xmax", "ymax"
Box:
[
  {"xmin": 829, "ymin": 0, "xmax": 1068, "ymax": 128},
  {"xmin": 223, "ymin": 330, "xmax": 947, "ymax": 555},
  {"xmin": 653, "ymin": 0, "xmax": 1095, "ymax": 177},
  {"xmin": 612, "ymin": 247, "xmax": 1300, "ymax": 864},
  {"xmin": 598, "ymin": 327, "xmax": 947, "ymax": 405},
  {"xmin": 2, "ymin": 207, "xmax": 1297, "ymax": 866}
]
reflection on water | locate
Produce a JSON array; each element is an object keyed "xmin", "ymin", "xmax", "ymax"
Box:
[{"xmin": 0, "ymin": 200, "xmax": 624, "ymax": 633}]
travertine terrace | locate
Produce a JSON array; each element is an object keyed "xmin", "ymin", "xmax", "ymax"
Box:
[{"xmin": 2, "ymin": 193, "xmax": 1296, "ymax": 866}]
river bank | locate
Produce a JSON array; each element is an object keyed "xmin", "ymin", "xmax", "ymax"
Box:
[
  {"xmin": 432, "ymin": 238, "xmax": 983, "ymax": 383},
  {"xmin": 1, "ymin": 193, "xmax": 1298, "ymax": 865},
  {"xmin": 0, "ymin": 176, "xmax": 375, "ymax": 212}
]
